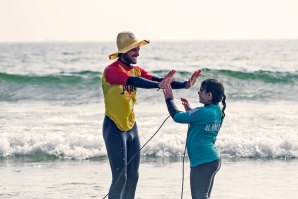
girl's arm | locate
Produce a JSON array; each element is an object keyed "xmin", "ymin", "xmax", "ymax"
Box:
[{"xmin": 163, "ymin": 85, "xmax": 202, "ymax": 124}]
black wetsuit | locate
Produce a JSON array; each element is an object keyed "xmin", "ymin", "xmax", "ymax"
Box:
[{"xmin": 103, "ymin": 116, "xmax": 140, "ymax": 199}]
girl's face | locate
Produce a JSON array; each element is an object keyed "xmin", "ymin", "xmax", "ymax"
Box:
[{"xmin": 198, "ymin": 86, "xmax": 213, "ymax": 104}]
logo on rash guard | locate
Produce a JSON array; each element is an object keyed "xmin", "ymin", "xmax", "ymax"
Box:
[
  {"xmin": 120, "ymin": 85, "xmax": 136, "ymax": 95},
  {"xmin": 204, "ymin": 123, "xmax": 221, "ymax": 132}
]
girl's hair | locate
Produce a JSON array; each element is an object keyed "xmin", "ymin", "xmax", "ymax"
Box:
[{"xmin": 201, "ymin": 79, "xmax": 226, "ymax": 122}]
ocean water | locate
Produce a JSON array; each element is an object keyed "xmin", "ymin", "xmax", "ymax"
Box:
[{"xmin": 1, "ymin": 40, "xmax": 298, "ymax": 198}]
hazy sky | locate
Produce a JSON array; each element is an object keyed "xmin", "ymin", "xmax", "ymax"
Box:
[{"xmin": 1, "ymin": 0, "xmax": 298, "ymax": 42}]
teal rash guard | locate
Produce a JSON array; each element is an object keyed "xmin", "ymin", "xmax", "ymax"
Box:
[{"xmin": 166, "ymin": 98, "xmax": 222, "ymax": 167}]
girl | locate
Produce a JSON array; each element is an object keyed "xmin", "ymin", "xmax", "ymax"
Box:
[{"xmin": 163, "ymin": 78, "xmax": 226, "ymax": 199}]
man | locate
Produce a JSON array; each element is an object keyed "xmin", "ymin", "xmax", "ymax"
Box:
[{"xmin": 102, "ymin": 31, "xmax": 201, "ymax": 199}]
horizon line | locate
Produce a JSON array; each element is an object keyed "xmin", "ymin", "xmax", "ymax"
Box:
[{"xmin": 1, "ymin": 38, "xmax": 298, "ymax": 43}]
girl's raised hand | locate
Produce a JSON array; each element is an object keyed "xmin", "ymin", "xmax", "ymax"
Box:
[{"xmin": 163, "ymin": 85, "xmax": 174, "ymax": 100}]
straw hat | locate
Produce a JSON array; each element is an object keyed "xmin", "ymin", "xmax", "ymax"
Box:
[{"xmin": 109, "ymin": 31, "xmax": 150, "ymax": 60}]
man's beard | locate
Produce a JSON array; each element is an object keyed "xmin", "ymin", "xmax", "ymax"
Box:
[{"xmin": 123, "ymin": 54, "xmax": 137, "ymax": 64}]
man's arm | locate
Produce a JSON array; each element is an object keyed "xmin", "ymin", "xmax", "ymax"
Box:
[
  {"xmin": 152, "ymin": 76, "xmax": 188, "ymax": 89},
  {"xmin": 126, "ymin": 76, "xmax": 159, "ymax": 89},
  {"xmin": 126, "ymin": 70, "xmax": 175, "ymax": 89}
]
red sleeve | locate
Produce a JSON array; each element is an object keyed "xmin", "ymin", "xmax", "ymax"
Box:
[
  {"xmin": 104, "ymin": 65, "xmax": 130, "ymax": 85},
  {"xmin": 135, "ymin": 66, "xmax": 154, "ymax": 80}
]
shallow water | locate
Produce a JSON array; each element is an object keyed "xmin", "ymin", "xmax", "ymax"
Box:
[{"xmin": 0, "ymin": 158, "xmax": 297, "ymax": 199}]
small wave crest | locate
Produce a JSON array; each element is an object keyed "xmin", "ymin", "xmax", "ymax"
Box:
[
  {"xmin": 151, "ymin": 69, "xmax": 298, "ymax": 84},
  {"xmin": 0, "ymin": 71, "xmax": 101, "ymax": 85},
  {"xmin": 2, "ymin": 69, "xmax": 296, "ymax": 87},
  {"xmin": 0, "ymin": 71, "xmax": 102, "ymax": 103},
  {"xmin": 1, "ymin": 69, "xmax": 297, "ymax": 102}
]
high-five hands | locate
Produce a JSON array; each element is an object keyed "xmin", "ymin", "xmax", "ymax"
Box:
[
  {"xmin": 158, "ymin": 70, "xmax": 176, "ymax": 89},
  {"xmin": 159, "ymin": 69, "xmax": 201, "ymax": 90},
  {"xmin": 186, "ymin": 70, "xmax": 201, "ymax": 89}
]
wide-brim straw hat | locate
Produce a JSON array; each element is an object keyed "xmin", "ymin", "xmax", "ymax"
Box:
[{"xmin": 109, "ymin": 31, "xmax": 150, "ymax": 60}]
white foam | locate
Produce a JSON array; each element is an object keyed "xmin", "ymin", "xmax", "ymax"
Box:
[{"xmin": 1, "ymin": 101, "xmax": 297, "ymax": 160}]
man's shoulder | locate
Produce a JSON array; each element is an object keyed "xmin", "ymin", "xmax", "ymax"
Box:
[
  {"xmin": 104, "ymin": 61, "xmax": 121, "ymax": 73},
  {"xmin": 106, "ymin": 60, "xmax": 119, "ymax": 69}
]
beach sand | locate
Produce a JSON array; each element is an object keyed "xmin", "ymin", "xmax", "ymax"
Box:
[{"xmin": 0, "ymin": 158, "xmax": 297, "ymax": 199}]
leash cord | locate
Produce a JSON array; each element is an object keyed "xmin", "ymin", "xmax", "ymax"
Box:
[
  {"xmin": 102, "ymin": 115, "xmax": 171, "ymax": 199},
  {"xmin": 180, "ymin": 124, "xmax": 189, "ymax": 199},
  {"xmin": 181, "ymin": 138, "xmax": 187, "ymax": 199}
]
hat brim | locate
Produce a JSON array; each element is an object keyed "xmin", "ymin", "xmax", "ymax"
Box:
[{"xmin": 109, "ymin": 40, "xmax": 150, "ymax": 60}]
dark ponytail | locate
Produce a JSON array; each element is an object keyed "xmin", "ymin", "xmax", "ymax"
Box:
[
  {"xmin": 201, "ymin": 79, "xmax": 226, "ymax": 124},
  {"xmin": 221, "ymin": 94, "xmax": 226, "ymax": 123}
]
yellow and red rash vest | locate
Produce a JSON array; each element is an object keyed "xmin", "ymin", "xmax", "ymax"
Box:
[{"xmin": 102, "ymin": 60, "xmax": 153, "ymax": 131}]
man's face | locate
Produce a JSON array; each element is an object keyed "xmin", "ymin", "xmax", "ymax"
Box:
[{"xmin": 122, "ymin": 46, "xmax": 140, "ymax": 64}]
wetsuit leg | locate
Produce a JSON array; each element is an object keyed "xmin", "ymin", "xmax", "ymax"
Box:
[
  {"xmin": 190, "ymin": 159, "xmax": 221, "ymax": 199},
  {"xmin": 103, "ymin": 116, "xmax": 128, "ymax": 199},
  {"xmin": 103, "ymin": 116, "xmax": 140, "ymax": 199},
  {"xmin": 207, "ymin": 159, "xmax": 221, "ymax": 198},
  {"xmin": 122, "ymin": 123, "xmax": 140, "ymax": 199}
]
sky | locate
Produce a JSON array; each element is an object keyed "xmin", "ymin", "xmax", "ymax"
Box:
[{"xmin": 1, "ymin": 0, "xmax": 298, "ymax": 42}]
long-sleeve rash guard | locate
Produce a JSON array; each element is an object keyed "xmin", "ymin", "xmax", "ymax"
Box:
[{"xmin": 166, "ymin": 98, "xmax": 222, "ymax": 167}]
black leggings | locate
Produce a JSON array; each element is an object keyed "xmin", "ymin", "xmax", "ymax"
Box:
[
  {"xmin": 103, "ymin": 116, "xmax": 140, "ymax": 199},
  {"xmin": 190, "ymin": 159, "xmax": 221, "ymax": 199}
]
